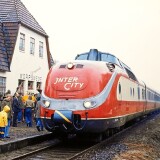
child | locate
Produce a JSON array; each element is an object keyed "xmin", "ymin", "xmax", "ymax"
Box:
[{"xmin": 0, "ymin": 105, "xmax": 10, "ymax": 140}]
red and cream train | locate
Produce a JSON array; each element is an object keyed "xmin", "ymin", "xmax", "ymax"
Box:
[{"xmin": 40, "ymin": 49, "xmax": 160, "ymax": 136}]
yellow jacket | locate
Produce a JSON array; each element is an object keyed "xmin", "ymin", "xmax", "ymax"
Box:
[
  {"xmin": 0, "ymin": 105, "xmax": 10, "ymax": 127},
  {"xmin": 22, "ymin": 95, "xmax": 28, "ymax": 102}
]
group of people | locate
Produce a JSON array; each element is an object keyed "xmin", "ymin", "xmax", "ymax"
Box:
[{"xmin": 0, "ymin": 89, "xmax": 44, "ymax": 140}]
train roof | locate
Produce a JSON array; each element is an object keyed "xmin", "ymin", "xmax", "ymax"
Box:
[
  {"xmin": 75, "ymin": 49, "xmax": 138, "ymax": 81},
  {"xmin": 75, "ymin": 49, "xmax": 130, "ymax": 69}
]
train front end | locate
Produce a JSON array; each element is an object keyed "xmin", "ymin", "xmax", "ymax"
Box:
[{"xmin": 40, "ymin": 59, "xmax": 118, "ymax": 134}]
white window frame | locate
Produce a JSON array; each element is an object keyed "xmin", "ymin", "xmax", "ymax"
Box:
[
  {"xmin": 0, "ymin": 77, "xmax": 6, "ymax": 96},
  {"xmin": 28, "ymin": 81, "xmax": 34, "ymax": 90},
  {"xmin": 19, "ymin": 33, "xmax": 25, "ymax": 51},
  {"xmin": 30, "ymin": 37, "xmax": 35, "ymax": 55},
  {"xmin": 39, "ymin": 41, "xmax": 43, "ymax": 57}
]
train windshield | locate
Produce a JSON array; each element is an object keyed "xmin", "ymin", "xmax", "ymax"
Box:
[
  {"xmin": 76, "ymin": 53, "xmax": 88, "ymax": 60},
  {"xmin": 101, "ymin": 53, "xmax": 121, "ymax": 66},
  {"xmin": 75, "ymin": 49, "xmax": 121, "ymax": 67},
  {"xmin": 76, "ymin": 51, "xmax": 98, "ymax": 61},
  {"xmin": 76, "ymin": 49, "xmax": 98, "ymax": 61}
]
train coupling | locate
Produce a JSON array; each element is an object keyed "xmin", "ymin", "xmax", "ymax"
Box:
[{"xmin": 53, "ymin": 110, "xmax": 88, "ymax": 131}]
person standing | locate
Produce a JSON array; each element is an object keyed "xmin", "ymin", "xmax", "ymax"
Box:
[
  {"xmin": 12, "ymin": 92, "xmax": 20, "ymax": 127},
  {"xmin": 0, "ymin": 105, "xmax": 10, "ymax": 140},
  {"xmin": 25, "ymin": 95, "xmax": 34, "ymax": 127},
  {"xmin": 35, "ymin": 96, "xmax": 43, "ymax": 131},
  {"xmin": 1, "ymin": 94, "xmax": 12, "ymax": 138},
  {"xmin": 17, "ymin": 93, "xmax": 25, "ymax": 123}
]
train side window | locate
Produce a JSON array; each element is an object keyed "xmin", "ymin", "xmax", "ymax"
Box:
[
  {"xmin": 148, "ymin": 91, "xmax": 151, "ymax": 100},
  {"xmin": 133, "ymin": 88, "xmax": 134, "ymax": 97},
  {"xmin": 142, "ymin": 89, "xmax": 145, "ymax": 99},
  {"xmin": 130, "ymin": 87, "xmax": 132, "ymax": 96},
  {"xmin": 119, "ymin": 83, "xmax": 121, "ymax": 94},
  {"xmin": 125, "ymin": 67, "xmax": 137, "ymax": 82},
  {"xmin": 147, "ymin": 91, "xmax": 149, "ymax": 100},
  {"xmin": 138, "ymin": 87, "xmax": 140, "ymax": 99}
]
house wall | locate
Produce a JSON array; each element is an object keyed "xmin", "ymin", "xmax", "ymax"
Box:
[{"xmin": 0, "ymin": 25, "xmax": 50, "ymax": 95}]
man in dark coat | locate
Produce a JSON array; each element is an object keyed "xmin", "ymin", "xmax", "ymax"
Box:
[{"xmin": 12, "ymin": 92, "xmax": 20, "ymax": 127}]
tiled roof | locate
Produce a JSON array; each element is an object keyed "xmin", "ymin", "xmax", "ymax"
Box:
[
  {"xmin": 0, "ymin": 22, "xmax": 10, "ymax": 71},
  {"xmin": 3, "ymin": 22, "xmax": 19, "ymax": 64},
  {"xmin": 0, "ymin": 0, "xmax": 47, "ymax": 36},
  {"xmin": 0, "ymin": 0, "xmax": 53, "ymax": 72}
]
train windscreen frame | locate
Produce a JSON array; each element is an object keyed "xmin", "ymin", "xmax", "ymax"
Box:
[{"xmin": 101, "ymin": 53, "xmax": 121, "ymax": 67}]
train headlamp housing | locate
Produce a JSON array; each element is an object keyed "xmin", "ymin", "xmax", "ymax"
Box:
[
  {"xmin": 67, "ymin": 62, "xmax": 74, "ymax": 69},
  {"xmin": 83, "ymin": 100, "xmax": 96, "ymax": 109},
  {"xmin": 43, "ymin": 100, "xmax": 50, "ymax": 108}
]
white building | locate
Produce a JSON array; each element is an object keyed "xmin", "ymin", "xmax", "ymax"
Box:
[{"xmin": 0, "ymin": 0, "xmax": 54, "ymax": 95}]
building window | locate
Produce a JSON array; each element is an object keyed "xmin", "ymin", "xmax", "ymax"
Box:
[
  {"xmin": 17, "ymin": 80, "xmax": 24, "ymax": 94},
  {"xmin": 39, "ymin": 41, "xmax": 43, "ymax": 57},
  {"xmin": 0, "ymin": 77, "xmax": 6, "ymax": 96},
  {"xmin": 19, "ymin": 33, "xmax": 25, "ymax": 51},
  {"xmin": 36, "ymin": 82, "xmax": 41, "ymax": 90},
  {"xmin": 30, "ymin": 37, "xmax": 35, "ymax": 54},
  {"xmin": 28, "ymin": 81, "xmax": 34, "ymax": 90}
]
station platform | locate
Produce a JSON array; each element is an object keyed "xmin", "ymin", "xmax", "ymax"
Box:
[{"xmin": 0, "ymin": 121, "xmax": 53, "ymax": 154}]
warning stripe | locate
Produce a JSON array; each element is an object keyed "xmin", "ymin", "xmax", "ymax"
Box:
[{"xmin": 55, "ymin": 110, "xmax": 72, "ymax": 124}]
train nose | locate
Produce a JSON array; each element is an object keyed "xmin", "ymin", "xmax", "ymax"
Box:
[{"xmin": 52, "ymin": 110, "xmax": 88, "ymax": 132}]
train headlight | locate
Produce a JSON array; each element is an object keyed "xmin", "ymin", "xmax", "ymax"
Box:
[
  {"xmin": 67, "ymin": 62, "xmax": 74, "ymax": 69},
  {"xmin": 83, "ymin": 101, "xmax": 96, "ymax": 108},
  {"xmin": 43, "ymin": 100, "xmax": 50, "ymax": 108}
]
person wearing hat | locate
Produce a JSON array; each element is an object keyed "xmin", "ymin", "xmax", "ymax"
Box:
[
  {"xmin": 1, "ymin": 94, "xmax": 12, "ymax": 138},
  {"xmin": 0, "ymin": 105, "xmax": 10, "ymax": 140}
]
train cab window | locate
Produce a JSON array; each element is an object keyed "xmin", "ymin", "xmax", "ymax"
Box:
[
  {"xmin": 88, "ymin": 50, "xmax": 98, "ymax": 61},
  {"xmin": 75, "ymin": 49, "xmax": 98, "ymax": 61},
  {"xmin": 76, "ymin": 53, "xmax": 88, "ymax": 60},
  {"xmin": 101, "ymin": 54, "xmax": 121, "ymax": 67}
]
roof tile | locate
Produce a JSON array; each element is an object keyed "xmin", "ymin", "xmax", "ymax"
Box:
[{"xmin": 0, "ymin": 0, "xmax": 47, "ymax": 36}]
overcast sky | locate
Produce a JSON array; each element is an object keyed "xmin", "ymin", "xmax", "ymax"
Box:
[{"xmin": 21, "ymin": 0, "xmax": 160, "ymax": 92}]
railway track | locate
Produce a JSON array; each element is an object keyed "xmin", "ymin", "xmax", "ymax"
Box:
[
  {"xmin": 2, "ymin": 111, "xmax": 159, "ymax": 160},
  {"xmin": 9, "ymin": 137, "xmax": 95, "ymax": 160}
]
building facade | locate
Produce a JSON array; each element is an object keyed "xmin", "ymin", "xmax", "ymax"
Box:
[{"xmin": 0, "ymin": 0, "xmax": 54, "ymax": 95}]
